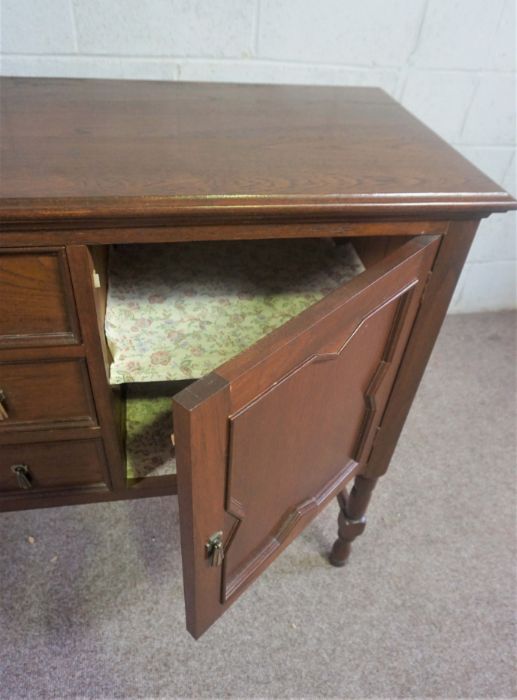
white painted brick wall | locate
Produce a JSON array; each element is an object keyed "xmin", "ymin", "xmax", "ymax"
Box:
[{"xmin": 0, "ymin": 0, "xmax": 515, "ymax": 312}]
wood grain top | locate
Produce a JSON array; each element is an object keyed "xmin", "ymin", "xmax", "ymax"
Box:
[{"xmin": 0, "ymin": 77, "xmax": 515, "ymax": 226}]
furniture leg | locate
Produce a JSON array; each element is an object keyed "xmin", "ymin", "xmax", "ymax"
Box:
[
  {"xmin": 329, "ymin": 474, "xmax": 378, "ymax": 567},
  {"xmin": 329, "ymin": 223, "xmax": 478, "ymax": 569}
]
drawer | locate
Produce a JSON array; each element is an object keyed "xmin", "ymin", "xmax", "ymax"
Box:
[
  {"xmin": 0, "ymin": 439, "xmax": 110, "ymax": 494},
  {"xmin": 0, "ymin": 248, "xmax": 80, "ymax": 348},
  {"xmin": 0, "ymin": 358, "xmax": 97, "ymax": 431}
]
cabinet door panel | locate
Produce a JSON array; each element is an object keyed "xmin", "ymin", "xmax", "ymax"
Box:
[{"xmin": 173, "ymin": 235, "xmax": 440, "ymax": 638}]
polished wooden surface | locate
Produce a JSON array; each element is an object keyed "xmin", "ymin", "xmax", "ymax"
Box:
[
  {"xmin": 0, "ymin": 438, "xmax": 109, "ymax": 493},
  {"xmin": 1, "ymin": 78, "xmax": 514, "ymax": 228},
  {"xmin": 174, "ymin": 235, "xmax": 439, "ymax": 638},
  {"xmin": 0, "ymin": 249, "xmax": 79, "ymax": 346},
  {"xmin": 66, "ymin": 245, "xmax": 126, "ymax": 491},
  {"xmin": 330, "ymin": 475, "xmax": 378, "ymax": 567},
  {"xmin": 0, "ymin": 77, "xmax": 514, "ymax": 638},
  {"xmin": 0, "ymin": 219, "xmax": 448, "ymax": 248},
  {"xmin": 363, "ymin": 220, "xmax": 479, "ymax": 480},
  {"xmin": 0, "ymin": 357, "xmax": 97, "ymax": 431}
]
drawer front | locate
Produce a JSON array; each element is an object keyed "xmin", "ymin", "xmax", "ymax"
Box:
[
  {"xmin": 0, "ymin": 439, "xmax": 109, "ymax": 494},
  {"xmin": 0, "ymin": 248, "xmax": 80, "ymax": 348},
  {"xmin": 0, "ymin": 358, "xmax": 97, "ymax": 431}
]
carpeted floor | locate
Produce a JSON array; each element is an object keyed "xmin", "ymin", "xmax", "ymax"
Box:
[{"xmin": 0, "ymin": 312, "xmax": 515, "ymax": 699}]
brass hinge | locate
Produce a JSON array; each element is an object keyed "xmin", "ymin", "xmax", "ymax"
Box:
[{"xmin": 205, "ymin": 531, "xmax": 224, "ymax": 567}]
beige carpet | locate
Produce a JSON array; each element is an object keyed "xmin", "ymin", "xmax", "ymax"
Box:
[{"xmin": 0, "ymin": 312, "xmax": 515, "ymax": 699}]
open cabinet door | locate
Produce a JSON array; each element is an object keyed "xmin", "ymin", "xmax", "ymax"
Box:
[{"xmin": 173, "ymin": 234, "xmax": 440, "ymax": 638}]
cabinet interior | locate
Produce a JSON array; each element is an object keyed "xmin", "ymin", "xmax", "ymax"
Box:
[
  {"xmin": 89, "ymin": 235, "xmax": 404, "ymax": 484},
  {"xmin": 123, "ymin": 380, "xmax": 192, "ymax": 479}
]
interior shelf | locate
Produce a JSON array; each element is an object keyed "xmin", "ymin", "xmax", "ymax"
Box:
[
  {"xmin": 105, "ymin": 239, "xmax": 364, "ymax": 385},
  {"xmin": 108, "ymin": 239, "xmax": 365, "ymax": 482}
]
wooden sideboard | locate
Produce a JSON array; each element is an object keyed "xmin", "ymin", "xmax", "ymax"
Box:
[{"xmin": 0, "ymin": 77, "xmax": 515, "ymax": 638}]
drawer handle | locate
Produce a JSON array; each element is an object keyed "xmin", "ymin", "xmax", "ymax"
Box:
[
  {"xmin": 10, "ymin": 464, "xmax": 33, "ymax": 490},
  {"xmin": 205, "ymin": 531, "xmax": 224, "ymax": 567},
  {"xmin": 0, "ymin": 389, "xmax": 8, "ymax": 420}
]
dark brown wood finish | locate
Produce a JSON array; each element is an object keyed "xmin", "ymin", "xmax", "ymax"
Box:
[
  {"xmin": 66, "ymin": 245, "xmax": 126, "ymax": 491},
  {"xmin": 174, "ymin": 236, "xmax": 439, "ymax": 638},
  {"xmin": 329, "ymin": 475, "xmax": 378, "ymax": 566},
  {"xmin": 0, "ymin": 357, "xmax": 97, "ymax": 431},
  {"xmin": 174, "ymin": 373, "xmax": 231, "ymax": 639},
  {"xmin": 362, "ymin": 219, "xmax": 480, "ymax": 480},
  {"xmin": 0, "ymin": 78, "xmax": 515, "ymax": 637},
  {"xmin": 0, "ymin": 425, "xmax": 101, "ymax": 446},
  {"xmin": 0, "ymin": 438, "xmax": 110, "ymax": 494},
  {"xmin": 326, "ymin": 220, "xmax": 480, "ymax": 564},
  {"xmin": 0, "ymin": 477, "xmax": 177, "ymax": 512},
  {"xmin": 1, "ymin": 78, "xmax": 514, "ymax": 230},
  {"xmin": 0, "ymin": 248, "xmax": 80, "ymax": 346},
  {"xmin": 89, "ymin": 245, "xmax": 112, "ymax": 373},
  {"xmin": 0, "ymin": 220, "xmax": 447, "ymax": 248}
]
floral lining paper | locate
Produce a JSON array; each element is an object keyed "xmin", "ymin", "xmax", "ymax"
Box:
[
  {"xmin": 109, "ymin": 239, "xmax": 364, "ymax": 479},
  {"xmin": 106, "ymin": 239, "xmax": 365, "ymax": 385},
  {"xmin": 125, "ymin": 389, "xmax": 176, "ymax": 479}
]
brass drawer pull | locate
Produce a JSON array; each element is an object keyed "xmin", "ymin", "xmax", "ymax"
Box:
[
  {"xmin": 205, "ymin": 531, "xmax": 224, "ymax": 567},
  {"xmin": 10, "ymin": 464, "xmax": 32, "ymax": 490},
  {"xmin": 0, "ymin": 389, "xmax": 8, "ymax": 420}
]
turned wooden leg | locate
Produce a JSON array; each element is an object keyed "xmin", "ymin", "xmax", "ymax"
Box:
[{"xmin": 329, "ymin": 474, "xmax": 378, "ymax": 567}]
